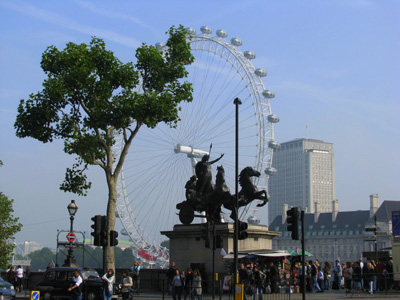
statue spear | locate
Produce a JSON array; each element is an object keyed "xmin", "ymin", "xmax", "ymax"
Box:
[{"xmin": 209, "ymin": 143, "xmax": 212, "ymax": 157}]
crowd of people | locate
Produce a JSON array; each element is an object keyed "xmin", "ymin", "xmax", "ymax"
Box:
[
  {"xmin": 166, "ymin": 262, "xmax": 203, "ymax": 300},
  {"xmin": 5, "ymin": 265, "xmax": 30, "ymax": 292},
  {"xmin": 164, "ymin": 257, "xmax": 396, "ymax": 300},
  {"xmin": 288, "ymin": 258, "xmax": 395, "ymax": 295}
]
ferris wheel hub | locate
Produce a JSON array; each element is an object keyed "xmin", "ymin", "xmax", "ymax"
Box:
[{"xmin": 174, "ymin": 144, "xmax": 209, "ymax": 158}]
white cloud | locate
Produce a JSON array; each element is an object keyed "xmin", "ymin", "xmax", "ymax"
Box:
[
  {"xmin": 0, "ymin": 1, "xmax": 141, "ymax": 49},
  {"xmin": 72, "ymin": 0, "xmax": 161, "ymax": 36}
]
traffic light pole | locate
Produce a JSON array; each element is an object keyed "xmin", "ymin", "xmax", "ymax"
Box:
[{"xmin": 233, "ymin": 97, "xmax": 241, "ymax": 288}]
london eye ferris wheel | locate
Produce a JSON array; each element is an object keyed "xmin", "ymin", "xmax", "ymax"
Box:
[{"xmin": 112, "ymin": 26, "xmax": 279, "ymax": 268}]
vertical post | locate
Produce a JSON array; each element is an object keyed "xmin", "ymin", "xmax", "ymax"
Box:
[
  {"xmin": 301, "ymin": 210, "xmax": 305, "ymax": 300},
  {"xmin": 233, "ymin": 97, "xmax": 241, "ymax": 288},
  {"xmin": 374, "ymin": 215, "xmax": 378, "ymax": 263},
  {"xmin": 212, "ymin": 221, "xmax": 216, "ymax": 300}
]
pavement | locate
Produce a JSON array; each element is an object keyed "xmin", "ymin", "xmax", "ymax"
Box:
[{"xmin": 15, "ymin": 290, "xmax": 400, "ymax": 300}]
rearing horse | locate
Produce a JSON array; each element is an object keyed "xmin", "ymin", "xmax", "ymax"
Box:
[{"xmin": 237, "ymin": 166, "xmax": 269, "ymax": 208}]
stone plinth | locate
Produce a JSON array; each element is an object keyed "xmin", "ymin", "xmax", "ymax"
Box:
[{"xmin": 161, "ymin": 223, "xmax": 280, "ymax": 277}]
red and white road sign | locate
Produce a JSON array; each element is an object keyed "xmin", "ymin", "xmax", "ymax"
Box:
[{"xmin": 66, "ymin": 232, "xmax": 76, "ymax": 243}]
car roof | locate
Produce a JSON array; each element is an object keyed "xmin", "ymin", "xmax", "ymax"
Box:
[{"xmin": 45, "ymin": 267, "xmax": 95, "ymax": 272}]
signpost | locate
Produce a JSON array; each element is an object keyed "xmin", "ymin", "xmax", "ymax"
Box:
[
  {"xmin": 30, "ymin": 291, "xmax": 40, "ymax": 300},
  {"xmin": 66, "ymin": 232, "xmax": 76, "ymax": 243}
]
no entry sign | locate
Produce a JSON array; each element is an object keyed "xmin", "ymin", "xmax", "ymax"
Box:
[{"xmin": 66, "ymin": 232, "xmax": 76, "ymax": 243}]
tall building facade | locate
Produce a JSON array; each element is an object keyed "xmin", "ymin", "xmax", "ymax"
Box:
[{"xmin": 268, "ymin": 138, "xmax": 335, "ymax": 224}]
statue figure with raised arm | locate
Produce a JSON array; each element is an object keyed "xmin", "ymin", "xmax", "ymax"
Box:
[{"xmin": 195, "ymin": 153, "xmax": 224, "ymax": 197}]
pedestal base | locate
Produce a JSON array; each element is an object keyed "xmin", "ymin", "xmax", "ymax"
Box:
[{"xmin": 161, "ymin": 223, "xmax": 279, "ymax": 278}]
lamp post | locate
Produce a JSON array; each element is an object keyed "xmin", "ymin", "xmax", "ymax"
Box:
[
  {"xmin": 233, "ymin": 97, "xmax": 241, "ymax": 288},
  {"xmin": 64, "ymin": 200, "xmax": 78, "ymax": 267}
]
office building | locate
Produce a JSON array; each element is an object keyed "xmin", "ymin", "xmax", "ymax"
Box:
[{"xmin": 268, "ymin": 138, "xmax": 335, "ymax": 224}]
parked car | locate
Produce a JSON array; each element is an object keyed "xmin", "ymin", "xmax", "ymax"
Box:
[
  {"xmin": 36, "ymin": 267, "xmax": 103, "ymax": 300},
  {"xmin": 0, "ymin": 277, "xmax": 16, "ymax": 300}
]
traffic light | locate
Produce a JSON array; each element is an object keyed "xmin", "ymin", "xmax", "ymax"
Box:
[
  {"xmin": 110, "ymin": 230, "xmax": 119, "ymax": 246},
  {"xmin": 238, "ymin": 220, "xmax": 248, "ymax": 240},
  {"xmin": 287, "ymin": 207, "xmax": 299, "ymax": 240},
  {"xmin": 99, "ymin": 215, "xmax": 108, "ymax": 247},
  {"xmin": 91, "ymin": 215, "xmax": 102, "ymax": 246}
]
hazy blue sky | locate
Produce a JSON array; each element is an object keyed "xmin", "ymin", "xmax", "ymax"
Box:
[{"xmin": 0, "ymin": 0, "xmax": 399, "ymax": 249}]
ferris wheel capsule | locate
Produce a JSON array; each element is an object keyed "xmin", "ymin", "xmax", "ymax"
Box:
[
  {"xmin": 231, "ymin": 37, "xmax": 242, "ymax": 46},
  {"xmin": 185, "ymin": 27, "xmax": 196, "ymax": 35},
  {"xmin": 255, "ymin": 68, "xmax": 267, "ymax": 77},
  {"xmin": 155, "ymin": 42, "xmax": 166, "ymax": 51},
  {"xmin": 262, "ymin": 90, "xmax": 275, "ymax": 98},
  {"xmin": 216, "ymin": 29, "xmax": 228, "ymax": 38},
  {"xmin": 268, "ymin": 141, "xmax": 281, "ymax": 150},
  {"xmin": 265, "ymin": 167, "xmax": 277, "ymax": 176},
  {"xmin": 244, "ymin": 51, "xmax": 256, "ymax": 60},
  {"xmin": 267, "ymin": 114, "xmax": 280, "ymax": 123},
  {"xmin": 200, "ymin": 26, "xmax": 212, "ymax": 34}
]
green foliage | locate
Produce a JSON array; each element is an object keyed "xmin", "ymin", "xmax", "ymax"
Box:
[
  {"xmin": 0, "ymin": 193, "xmax": 23, "ymax": 269},
  {"xmin": 29, "ymin": 247, "xmax": 55, "ymax": 271},
  {"xmin": 15, "ymin": 25, "xmax": 194, "ymax": 197},
  {"xmin": 40, "ymin": 246, "xmax": 134, "ymax": 270}
]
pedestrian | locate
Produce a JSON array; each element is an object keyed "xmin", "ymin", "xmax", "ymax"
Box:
[
  {"xmin": 183, "ymin": 268, "xmax": 193, "ymax": 300},
  {"xmin": 120, "ymin": 270, "xmax": 133, "ymax": 300},
  {"xmin": 322, "ymin": 261, "xmax": 331, "ymax": 290},
  {"xmin": 317, "ymin": 266, "xmax": 324, "ymax": 292},
  {"xmin": 239, "ymin": 263, "xmax": 250, "ymax": 300},
  {"xmin": 343, "ymin": 261, "xmax": 353, "ymax": 293},
  {"xmin": 166, "ymin": 261, "xmax": 177, "ymax": 295},
  {"xmin": 309, "ymin": 260, "xmax": 321, "ymax": 293},
  {"xmin": 192, "ymin": 269, "xmax": 202, "ymax": 300},
  {"xmin": 7, "ymin": 267, "xmax": 17, "ymax": 286},
  {"xmin": 333, "ymin": 260, "xmax": 342, "ymax": 290},
  {"xmin": 352, "ymin": 262, "xmax": 362, "ymax": 293},
  {"xmin": 268, "ymin": 261, "xmax": 278, "ymax": 294},
  {"xmin": 171, "ymin": 269, "xmax": 184, "ymax": 300},
  {"xmin": 102, "ymin": 269, "xmax": 115, "ymax": 300},
  {"xmin": 16, "ymin": 265, "xmax": 24, "ymax": 292},
  {"xmin": 252, "ymin": 265, "xmax": 266, "ymax": 300},
  {"xmin": 67, "ymin": 270, "xmax": 83, "ymax": 300},
  {"xmin": 131, "ymin": 261, "xmax": 141, "ymax": 294},
  {"xmin": 25, "ymin": 265, "xmax": 31, "ymax": 290},
  {"xmin": 363, "ymin": 262, "xmax": 374, "ymax": 294}
]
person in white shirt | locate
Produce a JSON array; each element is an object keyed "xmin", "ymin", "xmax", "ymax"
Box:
[
  {"xmin": 68, "ymin": 270, "xmax": 83, "ymax": 300},
  {"xmin": 16, "ymin": 265, "xmax": 24, "ymax": 292},
  {"xmin": 102, "ymin": 269, "xmax": 115, "ymax": 300}
]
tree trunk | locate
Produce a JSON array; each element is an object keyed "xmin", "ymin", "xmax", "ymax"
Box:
[{"xmin": 104, "ymin": 175, "xmax": 117, "ymax": 272}]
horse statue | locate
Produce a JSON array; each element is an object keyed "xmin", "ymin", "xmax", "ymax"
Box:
[
  {"xmin": 237, "ymin": 166, "xmax": 269, "ymax": 208},
  {"xmin": 177, "ymin": 163, "xmax": 269, "ymax": 225}
]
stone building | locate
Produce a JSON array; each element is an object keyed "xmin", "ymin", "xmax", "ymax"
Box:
[{"xmin": 269, "ymin": 195, "xmax": 398, "ymax": 263}]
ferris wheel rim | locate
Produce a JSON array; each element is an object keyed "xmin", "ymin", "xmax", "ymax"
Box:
[{"xmin": 114, "ymin": 26, "xmax": 276, "ymax": 267}]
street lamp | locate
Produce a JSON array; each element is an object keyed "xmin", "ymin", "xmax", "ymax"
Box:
[
  {"xmin": 233, "ymin": 97, "xmax": 241, "ymax": 288},
  {"xmin": 64, "ymin": 200, "xmax": 78, "ymax": 267}
]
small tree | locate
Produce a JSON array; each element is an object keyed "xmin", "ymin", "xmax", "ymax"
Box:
[
  {"xmin": 0, "ymin": 192, "xmax": 23, "ymax": 268},
  {"xmin": 15, "ymin": 25, "xmax": 194, "ymax": 270}
]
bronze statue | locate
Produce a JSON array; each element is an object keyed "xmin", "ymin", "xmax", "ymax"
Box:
[
  {"xmin": 177, "ymin": 153, "xmax": 269, "ymax": 225},
  {"xmin": 195, "ymin": 153, "xmax": 224, "ymax": 196}
]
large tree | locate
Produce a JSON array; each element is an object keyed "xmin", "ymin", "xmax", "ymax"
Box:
[
  {"xmin": 15, "ymin": 25, "xmax": 194, "ymax": 270},
  {"xmin": 0, "ymin": 192, "xmax": 23, "ymax": 268}
]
